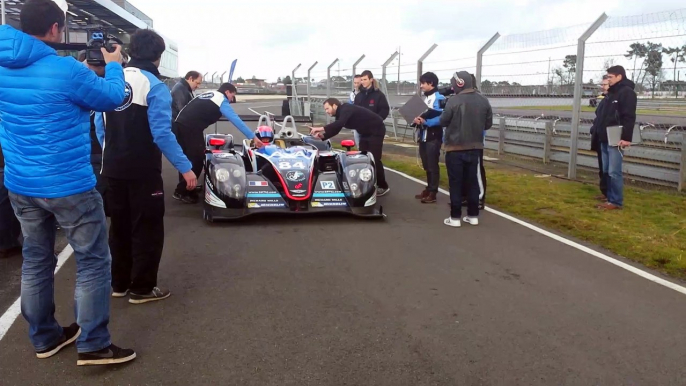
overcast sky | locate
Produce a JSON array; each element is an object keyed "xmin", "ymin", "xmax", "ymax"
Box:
[{"xmin": 130, "ymin": 0, "xmax": 684, "ymax": 83}]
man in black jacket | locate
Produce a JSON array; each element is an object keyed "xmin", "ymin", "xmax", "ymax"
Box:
[
  {"xmin": 309, "ymin": 98, "xmax": 390, "ymax": 196},
  {"xmin": 355, "ymin": 70, "xmax": 390, "ymax": 121},
  {"xmin": 171, "ymin": 71, "xmax": 202, "ymax": 121},
  {"xmin": 595, "ymin": 65, "xmax": 637, "ymax": 210},
  {"xmin": 440, "ymin": 71, "xmax": 492, "ymax": 228},
  {"xmin": 589, "ymin": 76, "xmax": 610, "ymax": 201}
]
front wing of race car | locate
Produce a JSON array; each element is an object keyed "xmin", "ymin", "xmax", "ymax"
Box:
[{"xmin": 203, "ymin": 171, "xmax": 384, "ymax": 221}]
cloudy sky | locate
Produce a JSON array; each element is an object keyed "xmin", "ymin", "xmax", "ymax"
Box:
[{"xmin": 130, "ymin": 0, "xmax": 684, "ymax": 84}]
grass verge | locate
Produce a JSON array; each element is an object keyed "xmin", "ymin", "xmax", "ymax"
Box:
[
  {"xmin": 506, "ymin": 105, "xmax": 686, "ymax": 117},
  {"xmin": 380, "ymin": 151, "xmax": 686, "ymax": 280}
]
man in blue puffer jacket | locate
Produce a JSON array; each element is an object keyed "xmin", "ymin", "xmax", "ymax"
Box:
[{"xmin": 0, "ymin": 0, "xmax": 136, "ymax": 366}]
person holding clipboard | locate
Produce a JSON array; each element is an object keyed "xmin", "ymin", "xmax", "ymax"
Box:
[
  {"xmin": 411, "ymin": 72, "xmax": 446, "ymax": 204},
  {"xmin": 596, "ymin": 65, "xmax": 637, "ymax": 210}
]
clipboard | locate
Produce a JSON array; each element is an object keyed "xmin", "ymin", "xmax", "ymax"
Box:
[
  {"xmin": 398, "ymin": 94, "xmax": 430, "ymax": 124},
  {"xmin": 607, "ymin": 124, "xmax": 642, "ymax": 147}
]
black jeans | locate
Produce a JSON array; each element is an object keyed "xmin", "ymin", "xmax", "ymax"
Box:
[
  {"xmin": 419, "ymin": 139, "xmax": 441, "ymax": 193},
  {"xmin": 596, "ymin": 147, "xmax": 608, "ymax": 197},
  {"xmin": 0, "ymin": 168, "xmax": 21, "ymax": 251},
  {"xmin": 446, "ymin": 150, "xmax": 480, "ymax": 219},
  {"xmin": 461, "ymin": 148, "xmax": 487, "ymax": 203},
  {"xmin": 105, "ymin": 175, "xmax": 165, "ymax": 294},
  {"xmin": 359, "ymin": 136, "xmax": 388, "ymax": 189},
  {"xmin": 175, "ymin": 125, "xmax": 205, "ymax": 197}
]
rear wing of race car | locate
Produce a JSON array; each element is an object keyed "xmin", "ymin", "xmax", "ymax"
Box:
[{"xmin": 234, "ymin": 115, "xmax": 313, "ymax": 123}]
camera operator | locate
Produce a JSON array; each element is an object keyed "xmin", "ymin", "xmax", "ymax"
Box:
[
  {"xmin": 309, "ymin": 98, "xmax": 390, "ymax": 196},
  {"xmin": 95, "ymin": 29, "xmax": 196, "ymax": 306},
  {"xmin": 0, "ymin": 0, "xmax": 135, "ymax": 365},
  {"xmin": 173, "ymin": 83, "xmax": 263, "ymax": 204},
  {"xmin": 440, "ymin": 71, "xmax": 492, "ymax": 228}
]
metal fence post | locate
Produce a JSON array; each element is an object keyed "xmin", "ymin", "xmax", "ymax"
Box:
[
  {"xmin": 679, "ymin": 135, "xmax": 686, "ymax": 192},
  {"xmin": 211, "ymin": 72, "xmax": 217, "ymax": 83},
  {"xmin": 568, "ymin": 13, "xmax": 608, "ymax": 179},
  {"xmin": 1, "ymin": 0, "xmax": 5, "ymax": 25},
  {"xmin": 307, "ymin": 61, "xmax": 318, "ymax": 100},
  {"xmin": 543, "ymin": 121, "xmax": 553, "ymax": 164},
  {"xmin": 326, "ymin": 59, "xmax": 339, "ymax": 124},
  {"xmin": 498, "ymin": 117, "xmax": 506, "ymax": 155},
  {"xmin": 220, "ymin": 71, "xmax": 226, "ymax": 84},
  {"xmin": 417, "ymin": 44, "xmax": 438, "ymax": 95},
  {"xmin": 352, "ymin": 54, "xmax": 365, "ymax": 89},
  {"xmin": 291, "ymin": 64, "xmax": 302, "ymax": 116},
  {"xmin": 381, "ymin": 51, "xmax": 399, "ymax": 96},
  {"xmin": 476, "ymin": 33, "xmax": 500, "ymax": 90}
]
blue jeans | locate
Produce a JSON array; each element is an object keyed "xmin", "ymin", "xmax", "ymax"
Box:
[
  {"xmin": 446, "ymin": 150, "xmax": 481, "ymax": 218},
  {"xmin": 0, "ymin": 168, "xmax": 22, "ymax": 251},
  {"xmin": 600, "ymin": 143, "xmax": 624, "ymax": 207},
  {"xmin": 9, "ymin": 189, "xmax": 112, "ymax": 353}
]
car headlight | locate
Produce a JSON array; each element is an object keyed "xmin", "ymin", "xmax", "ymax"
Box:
[
  {"xmin": 359, "ymin": 168, "xmax": 372, "ymax": 182},
  {"xmin": 216, "ymin": 168, "xmax": 230, "ymax": 182}
]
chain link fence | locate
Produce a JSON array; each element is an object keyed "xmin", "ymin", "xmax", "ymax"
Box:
[{"xmin": 285, "ymin": 8, "xmax": 686, "ymax": 191}]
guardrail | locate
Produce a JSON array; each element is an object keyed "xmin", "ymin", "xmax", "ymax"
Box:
[{"xmin": 296, "ymin": 96, "xmax": 686, "ymax": 191}]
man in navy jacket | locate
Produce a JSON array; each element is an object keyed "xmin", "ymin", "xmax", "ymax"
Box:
[{"xmin": 0, "ymin": 0, "xmax": 135, "ymax": 365}]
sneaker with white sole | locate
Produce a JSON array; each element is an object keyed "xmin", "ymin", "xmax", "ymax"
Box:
[
  {"xmin": 462, "ymin": 216, "xmax": 479, "ymax": 226},
  {"xmin": 443, "ymin": 217, "xmax": 461, "ymax": 227},
  {"xmin": 36, "ymin": 323, "xmax": 81, "ymax": 359},
  {"xmin": 128, "ymin": 287, "xmax": 171, "ymax": 304},
  {"xmin": 112, "ymin": 289, "xmax": 129, "ymax": 298},
  {"xmin": 77, "ymin": 344, "xmax": 136, "ymax": 366},
  {"xmin": 376, "ymin": 187, "xmax": 390, "ymax": 197}
]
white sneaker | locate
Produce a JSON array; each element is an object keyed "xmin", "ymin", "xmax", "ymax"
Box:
[
  {"xmin": 444, "ymin": 217, "xmax": 461, "ymax": 227},
  {"xmin": 462, "ymin": 216, "xmax": 479, "ymax": 226}
]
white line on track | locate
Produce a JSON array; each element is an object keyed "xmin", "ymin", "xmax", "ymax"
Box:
[
  {"xmin": 0, "ymin": 245, "xmax": 75, "ymax": 342},
  {"xmin": 384, "ymin": 167, "xmax": 686, "ymax": 297}
]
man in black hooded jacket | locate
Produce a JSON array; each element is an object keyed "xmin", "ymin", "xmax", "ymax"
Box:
[
  {"xmin": 595, "ymin": 65, "xmax": 637, "ymax": 210},
  {"xmin": 354, "ymin": 70, "xmax": 390, "ymax": 120},
  {"xmin": 589, "ymin": 76, "xmax": 610, "ymax": 201}
]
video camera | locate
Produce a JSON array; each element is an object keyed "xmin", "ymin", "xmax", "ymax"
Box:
[
  {"xmin": 86, "ymin": 26, "xmax": 123, "ymax": 66},
  {"xmin": 437, "ymin": 86, "xmax": 454, "ymax": 108}
]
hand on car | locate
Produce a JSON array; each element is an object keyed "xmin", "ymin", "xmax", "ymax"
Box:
[
  {"xmin": 253, "ymin": 138, "xmax": 265, "ymax": 149},
  {"xmin": 309, "ymin": 127, "xmax": 325, "ymax": 139}
]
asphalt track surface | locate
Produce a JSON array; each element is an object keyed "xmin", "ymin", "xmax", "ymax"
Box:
[{"xmin": 2, "ymin": 100, "xmax": 686, "ymax": 385}]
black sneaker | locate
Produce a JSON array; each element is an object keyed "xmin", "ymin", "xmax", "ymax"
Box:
[
  {"xmin": 172, "ymin": 192, "xmax": 198, "ymax": 204},
  {"xmin": 376, "ymin": 187, "xmax": 390, "ymax": 197},
  {"xmin": 77, "ymin": 344, "xmax": 136, "ymax": 366},
  {"xmin": 36, "ymin": 323, "xmax": 81, "ymax": 359},
  {"xmin": 128, "ymin": 287, "xmax": 171, "ymax": 304}
]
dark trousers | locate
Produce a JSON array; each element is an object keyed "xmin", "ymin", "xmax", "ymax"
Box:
[
  {"xmin": 91, "ymin": 154, "xmax": 109, "ymax": 215},
  {"xmin": 596, "ymin": 147, "xmax": 608, "ymax": 197},
  {"xmin": 359, "ymin": 136, "xmax": 388, "ymax": 189},
  {"xmin": 105, "ymin": 175, "xmax": 165, "ymax": 294},
  {"xmin": 446, "ymin": 150, "xmax": 480, "ymax": 219},
  {"xmin": 461, "ymin": 148, "xmax": 487, "ymax": 203},
  {"xmin": 419, "ymin": 139, "xmax": 441, "ymax": 193},
  {"xmin": 0, "ymin": 168, "xmax": 22, "ymax": 251},
  {"xmin": 175, "ymin": 125, "xmax": 205, "ymax": 197}
]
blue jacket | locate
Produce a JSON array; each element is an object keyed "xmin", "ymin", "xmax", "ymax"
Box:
[
  {"xmin": 417, "ymin": 90, "xmax": 445, "ymax": 142},
  {"xmin": 0, "ymin": 25, "xmax": 125, "ymax": 198}
]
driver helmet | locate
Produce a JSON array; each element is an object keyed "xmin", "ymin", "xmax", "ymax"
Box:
[{"xmin": 254, "ymin": 126, "xmax": 274, "ymax": 143}]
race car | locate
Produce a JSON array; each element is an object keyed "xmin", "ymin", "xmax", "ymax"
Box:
[{"xmin": 202, "ymin": 113, "xmax": 385, "ymax": 222}]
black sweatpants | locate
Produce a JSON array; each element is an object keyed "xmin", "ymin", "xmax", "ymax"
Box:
[
  {"xmin": 461, "ymin": 148, "xmax": 487, "ymax": 204},
  {"xmin": 359, "ymin": 135, "xmax": 388, "ymax": 189},
  {"xmin": 175, "ymin": 124, "xmax": 205, "ymax": 197},
  {"xmin": 105, "ymin": 175, "xmax": 165, "ymax": 294}
]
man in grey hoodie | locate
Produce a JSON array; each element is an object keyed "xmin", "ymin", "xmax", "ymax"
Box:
[{"xmin": 439, "ymin": 71, "xmax": 493, "ymax": 228}]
